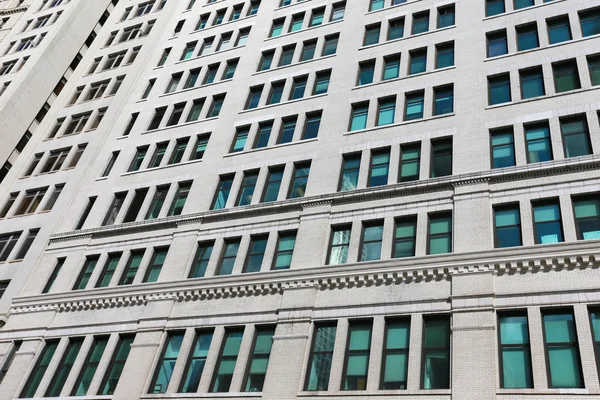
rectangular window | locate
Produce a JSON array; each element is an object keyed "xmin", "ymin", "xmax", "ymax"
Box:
[
  {"xmin": 212, "ymin": 175, "xmax": 234, "ymax": 210},
  {"xmin": 189, "ymin": 242, "xmax": 214, "ymax": 278},
  {"xmin": 422, "ymin": 316, "xmax": 450, "ymax": 389},
  {"xmin": 237, "ymin": 170, "xmax": 259, "ymax": 206},
  {"xmin": 310, "ymin": 8, "xmax": 324, "ymax": 27},
  {"xmin": 211, "ymin": 328, "xmax": 244, "ymax": 392},
  {"xmin": 394, "ymin": 216, "xmax": 417, "ymax": 258},
  {"xmin": 305, "ymin": 324, "xmax": 337, "ymax": 391},
  {"xmin": 498, "ymin": 313, "xmax": 533, "ymax": 388},
  {"xmin": 328, "ymin": 225, "xmax": 351, "ymax": 265},
  {"xmin": 186, "ymin": 98, "xmax": 205, "ymax": 122},
  {"xmin": 300, "ymin": 40, "xmax": 317, "ymax": 61},
  {"xmin": 20, "ymin": 340, "xmax": 59, "ymax": 398},
  {"xmin": 553, "ymin": 59, "xmax": 581, "ymax": 92},
  {"xmin": 588, "ymin": 55, "xmax": 600, "ymax": 86},
  {"xmin": 45, "ymin": 338, "xmax": 84, "ymax": 397},
  {"xmin": 376, "ymin": 97, "xmax": 395, "ymax": 126},
  {"xmin": 119, "ymin": 250, "xmax": 145, "ymax": 285},
  {"xmin": 409, "ymin": 48, "xmax": 427, "ymax": 74},
  {"xmin": 102, "ymin": 192, "xmax": 126, "ymax": 226},
  {"xmin": 303, "ymin": 111, "xmax": 321, "ymax": 140},
  {"xmin": 217, "ymin": 239, "xmax": 240, "ymax": 276},
  {"xmin": 259, "ymin": 51, "xmax": 274, "ymax": 71},
  {"xmin": 431, "ymin": 138, "xmax": 452, "ymax": 177},
  {"xmin": 358, "ymin": 60, "xmax": 375, "ymax": 86},
  {"xmin": 560, "ymin": 116, "xmax": 592, "ymax": 158},
  {"xmin": 572, "ymin": 195, "xmax": 600, "ymax": 240},
  {"xmin": 279, "ymin": 45, "xmax": 295, "ymax": 66},
  {"xmin": 14, "ymin": 229, "xmax": 37, "ymax": 260},
  {"xmin": 436, "ymin": 42, "xmax": 454, "ymax": 68},
  {"xmin": 167, "ymin": 103, "xmax": 185, "ymax": 126},
  {"xmin": 369, "ymin": 0, "xmax": 383, "ymax": 11},
  {"xmin": 542, "ymin": 309, "xmax": 583, "ymax": 388},
  {"xmin": 123, "ymin": 188, "xmax": 148, "ymax": 223},
  {"xmin": 0, "ymin": 193, "xmax": 17, "ymax": 219},
  {"xmin": 168, "ymin": 138, "xmax": 189, "ymax": 165},
  {"xmin": 289, "ymin": 13, "xmax": 304, "ymax": 32},
  {"xmin": 547, "ymin": 16, "xmax": 572, "ymax": 44},
  {"xmin": 73, "ymin": 256, "xmax": 98, "ymax": 290},
  {"xmin": 516, "ymin": 23, "xmax": 539, "ymax": 51},
  {"xmin": 15, "ymin": 187, "xmax": 47, "ymax": 216},
  {"xmin": 179, "ymin": 330, "xmax": 213, "ymax": 393},
  {"xmin": 272, "ymin": 231, "xmax": 296, "ymax": 270},
  {"xmin": 360, "ymin": 221, "xmax": 383, "ymax": 261},
  {"xmin": 288, "ymin": 162, "xmax": 310, "ymax": 199},
  {"xmin": 313, "ymin": 70, "xmax": 330, "ymax": 95},
  {"xmin": 331, "ymin": 2, "xmax": 345, "ymax": 21},
  {"xmin": 191, "ymin": 135, "xmax": 209, "ymax": 160},
  {"xmin": 428, "ymin": 213, "xmax": 452, "ymax": 254},
  {"xmin": 590, "ymin": 309, "xmax": 600, "ymax": 376},
  {"xmin": 96, "ymin": 253, "xmax": 122, "ymax": 288},
  {"xmin": 525, "ymin": 122, "xmax": 552, "ymax": 163},
  {"xmin": 339, "ymin": 153, "xmax": 361, "ymax": 192},
  {"xmin": 369, "ymin": 148, "xmax": 390, "ymax": 187},
  {"xmin": 383, "ymin": 54, "xmax": 400, "ymax": 80},
  {"xmin": 434, "ymin": 85, "xmax": 453, "ymax": 115},
  {"xmin": 580, "ymin": 7, "xmax": 600, "ymax": 37},
  {"xmin": 149, "ymin": 332, "xmax": 184, "ymax": 394},
  {"xmin": 412, "ymin": 11, "xmax": 429, "ymax": 34},
  {"xmin": 42, "ymin": 258, "xmax": 64, "ymax": 294},
  {"xmin": 207, "ymin": 94, "xmax": 225, "ymax": 118},
  {"xmin": 148, "ymin": 107, "xmax": 166, "ymax": 130},
  {"xmin": 488, "ymin": 73, "xmax": 511, "ymax": 105},
  {"xmin": 254, "ymin": 122, "xmax": 272, "ymax": 149},
  {"xmin": 399, "ymin": 143, "xmax": 420, "ymax": 182},
  {"xmin": 342, "ymin": 321, "xmax": 372, "ymax": 390},
  {"xmin": 143, "ymin": 247, "xmax": 168, "ymax": 283},
  {"xmin": 494, "ymin": 204, "xmax": 522, "ymax": 248},
  {"xmin": 232, "ymin": 126, "xmax": 249, "ymax": 153},
  {"xmin": 404, "ymin": 91, "xmax": 424, "ymax": 120},
  {"xmin": 520, "ymin": 67, "xmax": 545, "ymax": 99},
  {"xmin": 364, "ymin": 24, "xmax": 380, "ymax": 46},
  {"xmin": 381, "ymin": 319, "xmax": 410, "ymax": 389},
  {"xmin": 290, "ymin": 76, "xmax": 307, "ymax": 100},
  {"xmin": 270, "ymin": 19, "xmax": 284, "ymax": 37},
  {"xmin": 71, "ymin": 336, "xmax": 109, "ymax": 396},
  {"xmin": 438, "ymin": 4, "xmax": 455, "ymax": 28},
  {"xmin": 245, "ymin": 85, "xmax": 263, "ymax": 109},
  {"xmin": 0, "ymin": 232, "xmax": 20, "ymax": 262},
  {"xmin": 99, "ymin": 335, "xmax": 135, "ymax": 395},
  {"xmin": 322, "ymin": 34, "xmax": 339, "ymax": 56},
  {"xmin": 491, "ymin": 128, "xmax": 516, "ymax": 168},
  {"xmin": 262, "ymin": 166, "xmax": 284, "ymax": 202},
  {"xmin": 243, "ymin": 235, "xmax": 268, "ymax": 273},
  {"xmin": 514, "ymin": 0, "xmax": 533, "ymax": 9},
  {"xmin": 487, "ymin": 30, "xmax": 508, "ymax": 57},
  {"xmin": 102, "ymin": 151, "xmax": 119, "ymax": 177},
  {"xmin": 145, "ymin": 185, "xmax": 169, "ymax": 220},
  {"xmin": 388, "ymin": 18, "xmax": 404, "ymax": 40},
  {"xmin": 532, "ymin": 200, "xmax": 564, "ymax": 244},
  {"xmin": 168, "ymin": 181, "xmax": 191, "ymax": 216},
  {"xmin": 243, "ymin": 327, "xmax": 275, "ymax": 392}
]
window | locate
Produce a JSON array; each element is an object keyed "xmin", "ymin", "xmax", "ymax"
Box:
[
  {"xmin": 434, "ymin": 85, "xmax": 453, "ymax": 115},
  {"xmin": 246, "ymin": 85, "xmax": 263, "ymax": 109},
  {"xmin": 369, "ymin": 0, "xmax": 383, "ymax": 11},
  {"xmin": 360, "ymin": 221, "xmax": 383, "ymax": 261},
  {"xmin": 99, "ymin": 335, "xmax": 135, "ymax": 395},
  {"xmin": 542, "ymin": 310, "xmax": 583, "ymax": 388},
  {"xmin": 331, "ymin": 2, "xmax": 345, "ymax": 21},
  {"xmin": 572, "ymin": 195, "xmax": 600, "ymax": 240},
  {"xmin": 364, "ymin": 24, "xmax": 380, "ymax": 46},
  {"xmin": 412, "ymin": 11, "xmax": 430, "ymax": 34},
  {"xmin": 290, "ymin": 13, "xmax": 304, "ymax": 32},
  {"xmin": 123, "ymin": 188, "xmax": 148, "ymax": 224},
  {"xmin": 237, "ymin": 171, "xmax": 259, "ymax": 206},
  {"xmin": 145, "ymin": 185, "xmax": 170, "ymax": 220},
  {"xmin": 45, "ymin": 337, "xmax": 83, "ymax": 397},
  {"xmin": 149, "ymin": 142, "xmax": 168, "ymax": 168},
  {"xmin": 323, "ymin": 34, "xmax": 339, "ymax": 56},
  {"xmin": 230, "ymin": 4, "xmax": 242, "ymax": 20},
  {"xmin": 148, "ymin": 107, "xmax": 167, "ymax": 130},
  {"xmin": 243, "ymin": 235, "xmax": 268, "ymax": 273},
  {"xmin": 342, "ymin": 321, "xmax": 372, "ymax": 390},
  {"xmin": 142, "ymin": 247, "xmax": 168, "ymax": 283},
  {"xmin": 328, "ymin": 225, "xmax": 351, "ymax": 265},
  {"xmin": 409, "ymin": 48, "xmax": 426, "ymax": 74},
  {"xmin": 41, "ymin": 148, "xmax": 70, "ymax": 173},
  {"xmin": 169, "ymin": 138, "xmax": 189, "ymax": 165},
  {"xmin": 72, "ymin": 337, "xmax": 109, "ymax": 396},
  {"xmin": 211, "ymin": 328, "xmax": 244, "ymax": 392},
  {"xmin": 196, "ymin": 14, "xmax": 209, "ymax": 30},
  {"xmin": 118, "ymin": 250, "xmax": 145, "ymax": 285},
  {"xmin": 158, "ymin": 48, "xmax": 171, "ymax": 66},
  {"xmin": 102, "ymin": 192, "xmax": 126, "ymax": 226},
  {"xmin": 0, "ymin": 193, "xmax": 17, "ymax": 218},
  {"xmin": 272, "ymin": 231, "xmax": 296, "ymax": 270},
  {"xmin": 494, "ymin": 204, "xmax": 522, "ymax": 248},
  {"xmin": 580, "ymin": 7, "xmax": 600, "ymax": 37},
  {"xmin": 203, "ymin": 64, "xmax": 219, "ymax": 84},
  {"xmin": 191, "ymin": 135, "xmax": 209, "ymax": 160},
  {"xmin": 217, "ymin": 239, "xmax": 240, "ymax": 276},
  {"xmin": 376, "ymin": 97, "xmax": 395, "ymax": 126},
  {"xmin": 75, "ymin": 197, "xmax": 96, "ymax": 231},
  {"xmin": 436, "ymin": 42, "xmax": 454, "ymax": 68},
  {"xmin": 67, "ymin": 144, "xmax": 86, "ymax": 168},
  {"xmin": 279, "ymin": 45, "xmax": 295, "ymax": 66},
  {"xmin": 167, "ymin": 103, "xmax": 186, "ymax": 126},
  {"xmin": 149, "ymin": 332, "xmax": 184, "ymax": 394},
  {"xmin": 487, "ymin": 30, "xmax": 508, "ymax": 57},
  {"xmin": 42, "ymin": 258, "xmax": 64, "ymax": 294},
  {"xmin": 350, "ymin": 102, "xmax": 368, "ymax": 131},
  {"xmin": 262, "ymin": 166, "xmax": 284, "ymax": 202},
  {"xmin": 96, "ymin": 253, "xmax": 121, "ymax": 288},
  {"xmin": 289, "ymin": 162, "xmax": 310, "ymax": 198},
  {"xmin": 310, "ymin": 8, "xmax": 324, "ymax": 27},
  {"xmin": 243, "ymin": 327, "xmax": 275, "ymax": 392},
  {"xmin": 369, "ymin": 149, "xmax": 390, "ymax": 187},
  {"xmin": 129, "ymin": 146, "xmax": 148, "ymax": 172},
  {"xmin": 399, "ymin": 143, "xmax": 420, "ymax": 182},
  {"xmin": 514, "ymin": 0, "xmax": 533, "ymax": 9},
  {"xmin": 179, "ymin": 330, "xmax": 214, "ymax": 393},
  {"xmin": 15, "ymin": 187, "xmax": 47, "ymax": 215},
  {"xmin": 404, "ymin": 91, "xmax": 424, "ymax": 121},
  {"xmin": 498, "ymin": 313, "xmax": 533, "ymax": 388},
  {"xmin": 186, "ymin": 99, "xmax": 205, "ymax": 122},
  {"xmin": 253, "ymin": 122, "xmax": 272, "ymax": 149},
  {"xmin": 381, "ymin": 319, "xmax": 410, "ymax": 389},
  {"xmin": 122, "ymin": 113, "xmax": 138, "ymax": 136},
  {"xmin": 553, "ymin": 60, "xmax": 581, "ymax": 92},
  {"xmin": 383, "ymin": 54, "xmax": 400, "ymax": 80},
  {"xmin": 490, "ymin": 128, "xmax": 516, "ymax": 168},
  {"xmin": 169, "ymin": 182, "xmax": 191, "ymax": 216},
  {"xmin": 270, "ymin": 19, "xmax": 284, "ymax": 37},
  {"xmin": 438, "ymin": 4, "xmax": 454, "ymax": 28},
  {"xmin": 181, "ymin": 42, "xmax": 196, "ymax": 61},
  {"xmin": 200, "ymin": 38, "xmax": 214, "ymax": 55},
  {"xmin": 273, "ymin": 117, "xmax": 294, "ymax": 144},
  {"xmin": 588, "ymin": 55, "xmax": 600, "ymax": 86},
  {"xmin": 14, "ymin": 229, "xmax": 37, "ymax": 260},
  {"xmin": 212, "ymin": 175, "xmax": 234, "ymax": 210},
  {"xmin": 267, "ymin": 81, "xmax": 284, "ymax": 105},
  {"xmin": 300, "ymin": 40, "xmax": 317, "ymax": 61},
  {"xmin": 208, "ymin": 94, "xmax": 225, "ymax": 118},
  {"xmin": 430, "ymin": 139, "xmax": 452, "ymax": 178},
  {"xmin": 422, "ymin": 316, "xmax": 450, "ymax": 389},
  {"xmin": 339, "ymin": 154, "xmax": 360, "ymax": 191},
  {"xmin": 388, "ymin": 17, "xmax": 404, "ymax": 40},
  {"xmin": 547, "ymin": 16, "xmax": 572, "ymax": 44},
  {"xmin": 24, "ymin": 154, "xmax": 42, "ymax": 177},
  {"xmin": 560, "ymin": 116, "xmax": 592, "ymax": 158},
  {"xmin": 303, "ymin": 111, "xmax": 321, "ymax": 139},
  {"xmin": 525, "ymin": 122, "xmax": 552, "ymax": 163},
  {"xmin": 223, "ymin": 59, "xmax": 238, "ymax": 79},
  {"xmin": 358, "ymin": 60, "xmax": 375, "ymax": 85},
  {"xmin": 0, "ymin": 341, "xmax": 19, "ymax": 385},
  {"xmin": 428, "ymin": 213, "xmax": 452, "ymax": 254},
  {"xmin": 305, "ymin": 324, "xmax": 337, "ymax": 391},
  {"xmin": 181, "ymin": 242, "xmax": 212, "ymax": 281},
  {"xmin": 488, "ymin": 73, "xmax": 511, "ymax": 105},
  {"xmin": 516, "ymin": 23, "xmax": 539, "ymax": 51},
  {"xmin": 519, "ymin": 67, "xmax": 545, "ymax": 99},
  {"xmin": 259, "ymin": 51, "xmax": 274, "ymax": 71},
  {"xmin": 313, "ymin": 70, "xmax": 330, "ymax": 95},
  {"xmin": 20, "ymin": 340, "xmax": 59, "ymax": 398}
]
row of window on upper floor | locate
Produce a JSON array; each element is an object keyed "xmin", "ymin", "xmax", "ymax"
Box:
[
  {"xmin": 0, "ymin": 55, "xmax": 28, "ymax": 75},
  {"xmin": 118, "ymin": 0, "xmax": 167, "ymax": 23},
  {"xmin": 20, "ymin": 143, "xmax": 87, "ymax": 178},
  {"xmin": 20, "ymin": 9, "xmax": 62, "ymax": 33},
  {"xmin": 268, "ymin": 1, "xmax": 345, "ymax": 37},
  {"xmin": 487, "ymin": 0, "xmax": 568, "ymax": 17},
  {"xmin": 184, "ymin": 0, "xmax": 260, "ymax": 32},
  {"xmin": 2, "ymin": 32, "xmax": 45, "ymax": 55},
  {"xmin": 0, "ymin": 229, "xmax": 38, "ymax": 263},
  {"xmin": 35, "ymin": 0, "xmax": 68, "ymax": 13},
  {"xmin": 87, "ymin": 45, "xmax": 141, "ymax": 75},
  {"xmin": 103, "ymin": 19, "xmax": 155, "ymax": 48}
]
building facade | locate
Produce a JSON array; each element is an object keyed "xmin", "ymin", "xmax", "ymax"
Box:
[{"xmin": 0, "ymin": 0, "xmax": 598, "ymax": 399}]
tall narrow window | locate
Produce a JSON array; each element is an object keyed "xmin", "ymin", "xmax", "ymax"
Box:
[
  {"xmin": 20, "ymin": 340, "xmax": 59, "ymax": 398},
  {"xmin": 149, "ymin": 142, "xmax": 168, "ymax": 168},
  {"xmin": 119, "ymin": 250, "xmax": 145, "ymax": 285},
  {"xmin": 422, "ymin": 316, "xmax": 450, "ymax": 389},
  {"xmin": 394, "ymin": 216, "xmax": 417, "ymax": 258},
  {"xmin": 0, "ymin": 193, "xmax": 17, "ymax": 218},
  {"xmin": 488, "ymin": 73, "xmax": 511, "ymax": 105},
  {"xmin": 95, "ymin": 253, "xmax": 122, "ymax": 288},
  {"xmin": 208, "ymin": 94, "xmax": 225, "ymax": 118},
  {"xmin": 364, "ymin": 24, "xmax": 380, "ymax": 46},
  {"xmin": 129, "ymin": 146, "xmax": 148, "ymax": 172},
  {"xmin": 45, "ymin": 338, "xmax": 84, "ymax": 397},
  {"xmin": 383, "ymin": 54, "xmax": 400, "ymax": 80},
  {"xmin": 572, "ymin": 195, "xmax": 600, "ymax": 240},
  {"xmin": 342, "ymin": 321, "xmax": 372, "ymax": 390},
  {"xmin": 212, "ymin": 175, "xmax": 234, "ymax": 210},
  {"xmin": 169, "ymin": 138, "xmax": 189, "ymax": 165},
  {"xmin": 433, "ymin": 85, "xmax": 453, "ymax": 115},
  {"xmin": 267, "ymin": 81, "xmax": 285, "ymax": 105},
  {"xmin": 243, "ymin": 235, "xmax": 268, "ymax": 273},
  {"xmin": 358, "ymin": 60, "xmax": 375, "ymax": 85},
  {"xmin": 412, "ymin": 11, "xmax": 429, "ymax": 34},
  {"xmin": 211, "ymin": 328, "xmax": 244, "ymax": 392},
  {"xmin": 145, "ymin": 185, "xmax": 170, "ymax": 220},
  {"xmin": 189, "ymin": 242, "xmax": 214, "ymax": 278},
  {"xmin": 232, "ymin": 126, "xmax": 249, "ymax": 153},
  {"xmin": 553, "ymin": 60, "xmax": 581, "ymax": 93},
  {"xmin": 290, "ymin": 76, "xmax": 307, "ymax": 100},
  {"xmin": 560, "ymin": 116, "xmax": 592, "ymax": 158},
  {"xmin": 404, "ymin": 91, "xmax": 424, "ymax": 120},
  {"xmin": 305, "ymin": 324, "xmax": 337, "ymax": 391},
  {"xmin": 72, "ymin": 337, "xmax": 109, "ymax": 396},
  {"xmin": 168, "ymin": 182, "xmax": 191, "ymax": 216},
  {"xmin": 428, "ymin": 213, "xmax": 452, "ymax": 254},
  {"xmin": 123, "ymin": 188, "xmax": 148, "ymax": 223},
  {"xmin": 589, "ymin": 309, "xmax": 600, "ymax": 376},
  {"xmin": 350, "ymin": 102, "xmax": 368, "ymax": 131},
  {"xmin": 217, "ymin": 239, "xmax": 240, "ymax": 276},
  {"xmin": 254, "ymin": 122, "xmax": 272, "ymax": 149},
  {"xmin": 143, "ymin": 247, "xmax": 168, "ymax": 283},
  {"xmin": 262, "ymin": 167, "xmax": 284, "ymax": 202},
  {"xmin": 487, "ymin": 30, "xmax": 508, "ymax": 57},
  {"xmin": 494, "ymin": 204, "xmax": 522, "ymax": 248},
  {"xmin": 381, "ymin": 319, "xmax": 410, "ymax": 389},
  {"xmin": 409, "ymin": 48, "xmax": 427, "ymax": 74},
  {"xmin": 73, "ymin": 256, "xmax": 98, "ymax": 290},
  {"xmin": 102, "ymin": 192, "xmax": 126, "ymax": 226},
  {"xmin": 339, "ymin": 154, "xmax": 361, "ymax": 192},
  {"xmin": 322, "ymin": 34, "xmax": 339, "ymax": 56},
  {"xmin": 100, "ymin": 335, "xmax": 135, "ymax": 395},
  {"xmin": 491, "ymin": 128, "xmax": 516, "ymax": 168},
  {"xmin": 15, "ymin": 229, "xmax": 38, "ymax": 260},
  {"xmin": 0, "ymin": 232, "xmax": 20, "ymax": 262},
  {"xmin": 430, "ymin": 138, "xmax": 452, "ymax": 177},
  {"xmin": 328, "ymin": 225, "xmax": 351, "ymax": 265},
  {"xmin": 313, "ymin": 70, "xmax": 330, "ymax": 95},
  {"xmin": 191, "ymin": 135, "xmax": 209, "ymax": 160},
  {"xmin": 278, "ymin": 117, "xmax": 296, "ymax": 144},
  {"xmin": 360, "ymin": 221, "xmax": 383, "ymax": 261},
  {"xmin": 102, "ymin": 151, "xmax": 119, "ymax": 177},
  {"xmin": 42, "ymin": 258, "xmax": 64, "ymax": 294},
  {"xmin": 243, "ymin": 327, "xmax": 275, "ymax": 392},
  {"xmin": 272, "ymin": 231, "xmax": 296, "ymax": 270},
  {"xmin": 533, "ymin": 200, "xmax": 564, "ymax": 244},
  {"xmin": 399, "ymin": 143, "xmax": 420, "ymax": 182},
  {"xmin": 179, "ymin": 330, "xmax": 214, "ymax": 393},
  {"xmin": 525, "ymin": 122, "xmax": 552, "ymax": 163},
  {"xmin": 498, "ymin": 313, "xmax": 533, "ymax": 388},
  {"xmin": 149, "ymin": 332, "xmax": 184, "ymax": 394},
  {"xmin": 580, "ymin": 8, "xmax": 600, "ymax": 37},
  {"xmin": 369, "ymin": 149, "xmax": 390, "ymax": 187},
  {"xmin": 516, "ymin": 23, "xmax": 539, "ymax": 51},
  {"xmin": 376, "ymin": 97, "xmax": 395, "ymax": 126},
  {"xmin": 237, "ymin": 171, "xmax": 259, "ymax": 206},
  {"xmin": 186, "ymin": 99, "xmax": 205, "ymax": 122},
  {"xmin": 0, "ymin": 342, "xmax": 21, "ymax": 385},
  {"xmin": 288, "ymin": 162, "xmax": 310, "ymax": 199},
  {"xmin": 542, "ymin": 309, "xmax": 583, "ymax": 388},
  {"xmin": 436, "ymin": 42, "xmax": 454, "ymax": 69}
]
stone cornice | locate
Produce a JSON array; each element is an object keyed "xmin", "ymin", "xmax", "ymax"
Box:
[
  {"xmin": 48, "ymin": 155, "xmax": 600, "ymax": 245},
  {"xmin": 10, "ymin": 240, "xmax": 600, "ymax": 315}
]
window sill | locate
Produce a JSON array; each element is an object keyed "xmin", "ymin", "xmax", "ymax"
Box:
[
  {"xmin": 96, "ymin": 176, "xmax": 109, "ymax": 182},
  {"xmin": 352, "ymin": 66, "xmax": 455, "ymax": 90},
  {"xmin": 224, "ymin": 137, "xmax": 318, "ymax": 158},
  {"xmin": 482, "ymin": 0, "xmax": 565, "ymax": 21},
  {"xmin": 176, "ymin": 45, "xmax": 246, "ymax": 65},
  {"xmin": 344, "ymin": 113, "xmax": 455, "ymax": 136},
  {"xmin": 143, "ymin": 116, "xmax": 218, "ymax": 135},
  {"xmin": 484, "ymin": 85, "xmax": 600, "ymax": 111},
  {"xmin": 159, "ymin": 78, "xmax": 233, "ymax": 99},
  {"xmin": 142, "ymin": 393, "xmax": 261, "ymax": 398},
  {"xmin": 264, "ymin": 19, "xmax": 343, "ymax": 42},
  {"xmin": 497, "ymin": 388, "xmax": 599, "ymax": 395},
  {"xmin": 359, "ymin": 25, "xmax": 456, "ymax": 52},
  {"xmin": 253, "ymin": 54, "xmax": 336, "ymax": 76},
  {"xmin": 190, "ymin": 14, "xmax": 257, "ymax": 35},
  {"xmin": 484, "ymin": 31, "xmax": 600, "ymax": 63},
  {"xmin": 298, "ymin": 389, "xmax": 452, "ymax": 396},
  {"xmin": 239, "ymin": 93, "xmax": 327, "ymax": 114},
  {"xmin": 121, "ymin": 158, "xmax": 203, "ymax": 177}
]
